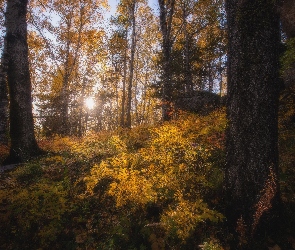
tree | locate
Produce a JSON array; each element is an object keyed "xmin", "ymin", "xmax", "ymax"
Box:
[
  {"xmin": 156, "ymin": 0, "xmax": 226, "ymax": 119},
  {"xmin": 0, "ymin": 39, "xmax": 8, "ymax": 145},
  {"xmin": 280, "ymin": 0, "xmax": 295, "ymax": 125},
  {"xmin": 158, "ymin": 0, "xmax": 176, "ymax": 121},
  {"xmin": 113, "ymin": 0, "xmax": 137, "ymax": 128},
  {"xmin": 225, "ymin": 0, "xmax": 281, "ymax": 248},
  {"xmin": 125, "ymin": 0, "xmax": 136, "ymax": 128},
  {"xmin": 28, "ymin": 0, "xmax": 106, "ymax": 136},
  {"xmin": 108, "ymin": 29, "xmax": 128, "ymax": 127},
  {"xmin": 110, "ymin": 0, "xmax": 158, "ymax": 128},
  {"xmin": 4, "ymin": 0, "xmax": 42, "ymax": 164},
  {"xmin": 0, "ymin": 0, "xmax": 8, "ymax": 145}
]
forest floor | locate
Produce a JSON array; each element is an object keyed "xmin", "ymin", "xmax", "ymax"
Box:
[{"xmin": 0, "ymin": 109, "xmax": 295, "ymax": 250}]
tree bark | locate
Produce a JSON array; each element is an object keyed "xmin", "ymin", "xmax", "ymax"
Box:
[
  {"xmin": 120, "ymin": 32, "xmax": 128, "ymax": 128},
  {"xmin": 225, "ymin": 0, "xmax": 281, "ymax": 248},
  {"xmin": 182, "ymin": 2, "xmax": 193, "ymax": 95},
  {"xmin": 126, "ymin": 0, "xmax": 136, "ymax": 128},
  {"xmin": 158, "ymin": 0, "xmax": 175, "ymax": 121},
  {"xmin": 4, "ymin": 0, "xmax": 42, "ymax": 164},
  {"xmin": 0, "ymin": 37, "xmax": 9, "ymax": 145}
]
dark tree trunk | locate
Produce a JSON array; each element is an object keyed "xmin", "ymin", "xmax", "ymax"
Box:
[
  {"xmin": 0, "ymin": 37, "xmax": 9, "ymax": 145},
  {"xmin": 280, "ymin": 0, "xmax": 295, "ymax": 38},
  {"xmin": 225, "ymin": 0, "xmax": 281, "ymax": 248},
  {"xmin": 60, "ymin": 70, "xmax": 70, "ymax": 135},
  {"xmin": 158, "ymin": 0, "xmax": 175, "ymax": 121},
  {"xmin": 4, "ymin": 0, "xmax": 42, "ymax": 164}
]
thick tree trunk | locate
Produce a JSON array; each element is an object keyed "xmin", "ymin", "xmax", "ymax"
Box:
[
  {"xmin": 0, "ymin": 39, "xmax": 9, "ymax": 145},
  {"xmin": 225, "ymin": 0, "xmax": 281, "ymax": 248},
  {"xmin": 4, "ymin": 0, "xmax": 42, "ymax": 164}
]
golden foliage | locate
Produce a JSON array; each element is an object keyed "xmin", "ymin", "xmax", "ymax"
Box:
[
  {"xmin": 0, "ymin": 110, "xmax": 227, "ymax": 249},
  {"xmin": 84, "ymin": 110, "xmax": 226, "ymax": 240},
  {"xmin": 252, "ymin": 167, "xmax": 277, "ymax": 234}
]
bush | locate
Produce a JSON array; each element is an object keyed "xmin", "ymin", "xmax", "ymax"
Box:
[{"xmin": 84, "ymin": 110, "xmax": 226, "ymax": 247}]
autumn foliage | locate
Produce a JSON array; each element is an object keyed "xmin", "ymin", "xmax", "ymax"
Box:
[{"xmin": 0, "ymin": 110, "xmax": 226, "ymax": 249}]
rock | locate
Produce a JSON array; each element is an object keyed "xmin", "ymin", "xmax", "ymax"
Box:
[{"xmin": 175, "ymin": 91, "xmax": 225, "ymax": 115}]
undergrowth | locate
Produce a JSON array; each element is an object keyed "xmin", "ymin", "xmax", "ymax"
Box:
[{"xmin": 2, "ymin": 108, "xmax": 293, "ymax": 249}]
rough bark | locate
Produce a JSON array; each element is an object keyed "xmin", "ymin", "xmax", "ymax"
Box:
[
  {"xmin": 225, "ymin": 0, "xmax": 281, "ymax": 248},
  {"xmin": 0, "ymin": 38, "xmax": 9, "ymax": 145},
  {"xmin": 4, "ymin": 0, "xmax": 42, "ymax": 164}
]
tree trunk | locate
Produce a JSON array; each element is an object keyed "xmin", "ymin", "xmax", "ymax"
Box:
[
  {"xmin": 126, "ymin": 0, "xmax": 136, "ymax": 128},
  {"xmin": 280, "ymin": 0, "xmax": 295, "ymax": 38},
  {"xmin": 60, "ymin": 68, "xmax": 70, "ymax": 135},
  {"xmin": 208, "ymin": 63, "xmax": 213, "ymax": 93},
  {"xmin": 120, "ymin": 33, "xmax": 128, "ymax": 128},
  {"xmin": 158, "ymin": 0, "xmax": 175, "ymax": 121},
  {"xmin": 225, "ymin": 0, "xmax": 281, "ymax": 248},
  {"xmin": 59, "ymin": 32, "xmax": 72, "ymax": 135},
  {"xmin": 0, "ymin": 37, "xmax": 9, "ymax": 145},
  {"xmin": 182, "ymin": 2, "xmax": 193, "ymax": 95},
  {"xmin": 4, "ymin": 0, "xmax": 42, "ymax": 164}
]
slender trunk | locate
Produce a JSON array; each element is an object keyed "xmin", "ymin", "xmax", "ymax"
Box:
[
  {"xmin": 59, "ymin": 21, "xmax": 72, "ymax": 136},
  {"xmin": 208, "ymin": 63, "xmax": 213, "ymax": 93},
  {"xmin": 162, "ymin": 46, "xmax": 172, "ymax": 121},
  {"xmin": 126, "ymin": 0, "xmax": 136, "ymax": 128},
  {"xmin": 218, "ymin": 55, "xmax": 223, "ymax": 96},
  {"xmin": 4, "ymin": 0, "xmax": 42, "ymax": 164},
  {"xmin": 134, "ymin": 59, "xmax": 139, "ymax": 125},
  {"xmin": 115, "ymin": 78, "xmax": 119, "ymax": 127},
  {"xmin": 225, "ymin": 0, "xmax": 281, "ymax": 247},
  {"xmin": 120, "ymin": 35, "xmax": 127, "ymax": 127},
  {"xmin": 182, "ymin": 3, "xmax": 192, "ymax": 96},
  {"xmin": 60, "ymin": 70, "xmax": 70, "ymax": 135},
  {"xmin": 59, "ymin": 6, "xmax": 83, "ymax": 135},
  {"xmin": 158, "ymin": 0, "xmax": 175, "ymax": 121}
]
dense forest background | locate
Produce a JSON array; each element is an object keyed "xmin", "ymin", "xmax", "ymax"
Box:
[
  {"xmin": 0, "ymin": 0, "xmax": 295, "ymax": 249},
  {"xmin": 0, "ymin": 0, "xmax": 226, "ymax": 137}
]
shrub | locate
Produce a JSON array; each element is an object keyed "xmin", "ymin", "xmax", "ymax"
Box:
[{"xmin": 84, "ymin": 110, "xmax": 226, "ymax": 246}]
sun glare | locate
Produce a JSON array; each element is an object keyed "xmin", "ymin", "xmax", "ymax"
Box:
[{"xmin": 85, "ymin": 97, "xmax": 95, "ymax": 110}]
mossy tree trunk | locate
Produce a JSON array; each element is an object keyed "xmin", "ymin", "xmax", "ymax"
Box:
[
  {"xmin": 4, "ymin": 0, "xmax": 42, "ymax": 164},
  {"xmin": 225, "ymin": 0, "xmax": 281, "ymax": 248}
]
